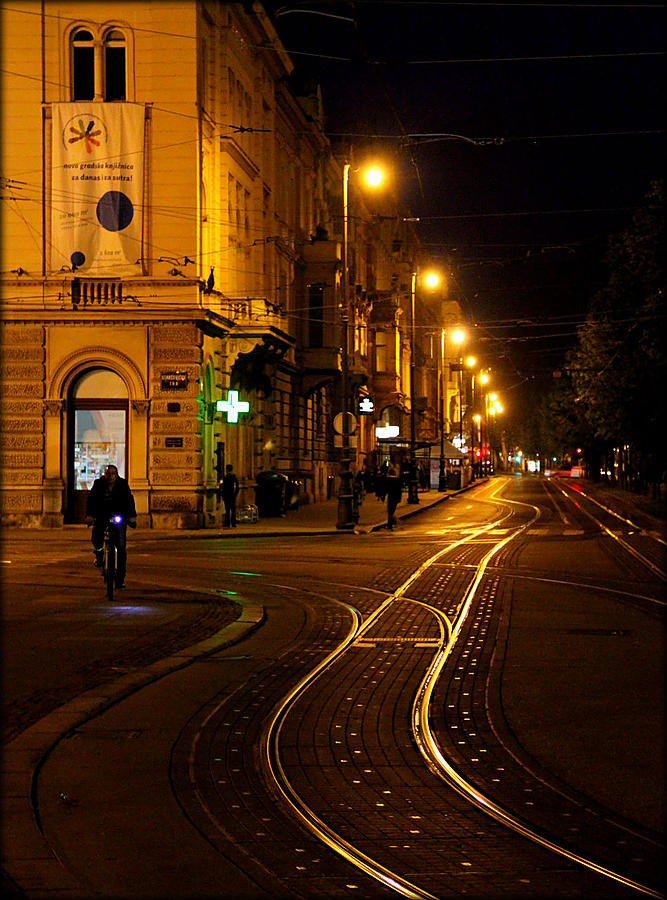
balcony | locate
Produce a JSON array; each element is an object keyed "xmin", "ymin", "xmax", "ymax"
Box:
[{"xmin": 71, "ymin": 278, "xmax": 123, "ymax": 307}]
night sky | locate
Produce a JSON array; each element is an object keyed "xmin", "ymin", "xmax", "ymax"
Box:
[{"xmin": 265, "ymin": 0, "xmax": 665, "ymax": 424}]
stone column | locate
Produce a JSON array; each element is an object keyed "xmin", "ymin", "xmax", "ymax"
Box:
[
  {"xmin": 130, "ymin": 398, "xmax": 151, "ymax": 528},
  {"xmin": 42, "ymin": 399, "xmax": 65, "ymax": 527}
]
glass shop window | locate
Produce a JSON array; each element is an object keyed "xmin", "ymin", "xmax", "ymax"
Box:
[
  {"xmin": 72, "ymin": 368, "xmax": 128, "ymax": 489},
  {"xmin": 74, "ymin": 408, "xmax": 127, "ymax": 488}
]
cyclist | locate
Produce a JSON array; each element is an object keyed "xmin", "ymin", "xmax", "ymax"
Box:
[{"xmin": 85, "ymin": 464, "xmax": 137, "ymax": 588}]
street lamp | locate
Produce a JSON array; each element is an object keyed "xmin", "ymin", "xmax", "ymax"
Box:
[
  {"xmin": 337, "ymin": 161, "xmax": 384, "ymax": 529},
  {"xmin": 465, "ymin": 356, "xmax": 476, "ymax": 475},
  {"xmin": 478, "ymin": 371, "xmax": 490, "ymax": 474},
  {"xmin": 408, "ymin": 268, "xmax": 440, "ymax": 504},
  {"xmin": 486, "ymin": 392, "xmax": 503, "ymax": 473},
  {"xmin": 438, "ymin": 327, "xmax": 464, "ymax": 491}
]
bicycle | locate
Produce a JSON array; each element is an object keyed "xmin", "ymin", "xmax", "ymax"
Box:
[{"xmin": 102, "ymin": 514, "xmax": 125, "ymax": 602}]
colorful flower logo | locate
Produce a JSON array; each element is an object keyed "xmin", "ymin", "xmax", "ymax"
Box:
[{"xmin": 62, "ymin": 114, "xmax": 107, "ymax": 154}]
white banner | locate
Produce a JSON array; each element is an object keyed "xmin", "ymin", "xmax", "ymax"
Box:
[{"xmin": 51, "ymin": 103, "xmax": 144, "ymax": 275}]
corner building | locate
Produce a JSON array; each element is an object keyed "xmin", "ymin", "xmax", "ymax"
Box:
[{"xmin": 1, "ymin": 1, "xmax": 353, "ymax": 527}]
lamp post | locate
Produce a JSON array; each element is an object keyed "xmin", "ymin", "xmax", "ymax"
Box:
[
  {"xmin": 438, "ymin": 327, "xmax": 464, "ymax": 491},
  {"xmin": 336, "ymin": 161, "xmax": 384, "ymax": 529},
  {"xmin": 465, "ymin": 356, "xmax": 476, "ymax": 478},
  {"xmin": 407, "ymin": 269, "xmax": 440, "ymax": 504},
  {"xmin": 336, "ymin": 162, "xmax": 353, "ymax": 529},
  {"xmin": 486, "ymin": 392, "xmax": 503, "ymax": 474},
  {"xmin": 408, "ymin": 271, "xmax": 419, "ymax": 503},
  {"xmin": 457, "ymin": 363, "xmax": 464, "ymax": 448},
  {"xmin": 478, "ymin": 371, "xmax": 489, "ymax": 475}
]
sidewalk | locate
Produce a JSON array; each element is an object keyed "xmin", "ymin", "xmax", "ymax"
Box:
[
  {"xmin": 200, "ymin": 476, "xmax": 666, "ymax": 538},
  {"xmin": 2, "ymin": 476, "xmax": 663, "ymax": 543},
  {"xmin": 218, "ymin": 486, "xmax": 458, "ymax": 536}
]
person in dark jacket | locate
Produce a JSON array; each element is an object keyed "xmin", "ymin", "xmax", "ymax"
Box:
[
  {"xmin": 385, "ymin": 462, "xmax": 402, "ymax": 530},
  {"xmin": 375, "ymin": 461, "xmax": 388, "ymax": 502},
  {"xmin": 220, "ymin": 464, "xmax": 240, "ymax": 527},
  {"xmin": 85, "ymin": 465, "xmax": 136, "ymax": 586}
]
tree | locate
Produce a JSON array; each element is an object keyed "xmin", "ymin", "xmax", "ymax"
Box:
[{"xmin": 569, "ymin": 180, "xmax": 665, "ymax": 490}]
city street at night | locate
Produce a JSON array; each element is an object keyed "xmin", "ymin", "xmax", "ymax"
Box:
[
  {"xmin": 2, "ymin": 2, "xmax": 665, "ymax": 898},
  {"xmin": 2, "ymin": 476, "xmax": 664, "ymax": 899}
]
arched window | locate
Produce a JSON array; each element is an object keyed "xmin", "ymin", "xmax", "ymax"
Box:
[
  {"xmin": 67, "ymin": 367, "xmax": 129, "ymax": 522},
  {"xmin": 70, "ymin": 26, "xmax": 128, "ymax": 101},
  {"xmin": 72, "ymin": 28, "xmax": 95, "ymax": 100},
  {"xmin": 104, "ymin": 28, "xmax": 126, "ymax": 101}
]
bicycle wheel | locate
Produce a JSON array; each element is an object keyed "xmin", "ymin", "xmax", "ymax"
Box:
[{"xmin": 105, "ymin": 542, "xmax": 115, "ymax": 602}]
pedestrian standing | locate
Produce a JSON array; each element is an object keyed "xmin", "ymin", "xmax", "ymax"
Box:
[
  {"xmin": 221, "ymin": 464, "xmax": 240, "ymax": 527},
  {"xmin": 376, "ymin": 461, "xmax": 388, "ymax": 501},
  {"xmin": 385, "ymin": 462, "xmax": 402, "ymax": 530}
]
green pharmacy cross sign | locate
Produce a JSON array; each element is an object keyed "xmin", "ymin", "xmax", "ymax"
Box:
[{"xmin": 216, "ymin": 390, "xmax": 250, "ymax": 423}]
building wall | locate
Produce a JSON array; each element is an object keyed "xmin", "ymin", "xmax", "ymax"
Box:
[
  {"xmin": 1, "ymin": 1, "xmax": 458, "ymax": 528},
  {"xmin": 0, "ymin": 0, "xmax": 339, "ymax": 527}
]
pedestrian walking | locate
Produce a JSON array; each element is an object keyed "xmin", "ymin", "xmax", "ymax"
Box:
[
  {"xmin": 385, "ymin": 462, "xmax": 402, "ymax": 530},
  {"xmin": 220, "ymin": 464, "xmax": 240, "ymax": 527},
  {"xmin": 376, "ymin": 461, "xmax": 388, "ymax": 501}
]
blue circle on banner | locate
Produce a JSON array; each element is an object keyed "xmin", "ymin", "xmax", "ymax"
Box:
[
  {"xmin": 71, "ymin": 251, "xmax": 86, "ymax": 269},
  {"xmin": 96, "ymin": 191, "xmax": 134, "ymax": 232}
]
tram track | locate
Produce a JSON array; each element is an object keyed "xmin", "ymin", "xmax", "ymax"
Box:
[
  {"xmin": 258, "ymin": 478, "xmax": 664, "ymax": 898},
  {"xmin": 549, "ymin": 478, "xmax": 667, "ymax": 589}
]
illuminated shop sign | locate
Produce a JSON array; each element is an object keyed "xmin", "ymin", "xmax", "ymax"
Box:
[
  {"xmin": 216, "ymin": 389, "xmax": 250, "ymax": 423},
  {"xmin": 376, "ymin": 425, "xmax": 400, "ymax": 439}
]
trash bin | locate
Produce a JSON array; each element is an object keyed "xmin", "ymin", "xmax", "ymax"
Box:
[
  {"xmin": 254, "ymin": 470, "xmax": 287, "ymax": 517},
  {"xmin": 447, "ymin": 470, "xmax": 461, "ymax": 490}
]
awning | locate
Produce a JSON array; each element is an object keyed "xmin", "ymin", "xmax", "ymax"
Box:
[
  {"xmin": 375, "ymin": 437, "xmax": 464, "ymax": 459},
  {"xmin": 441, "ymin": 438, "xmax": 464, "ymax": 459}
]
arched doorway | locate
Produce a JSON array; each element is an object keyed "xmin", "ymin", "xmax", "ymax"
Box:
[{"xmin": 66, "ymin": 368, "xmax": 128, "ymax": 522}]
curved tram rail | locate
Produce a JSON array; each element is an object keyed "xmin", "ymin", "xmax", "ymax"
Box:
[{"xmin": 263, "ymin": 478, "xmax": 665, "ymax": 899}]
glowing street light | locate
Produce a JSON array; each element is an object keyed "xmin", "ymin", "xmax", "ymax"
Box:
[
  {"xmin": 364, "ymin": 166, "xmax": 384, "ymax": 187},
  {"xmin": 438, "ymin": 326, "xmax": 464, "ymax": 491},
  {"xmin": 465, "ymin": 357, "xmax": 480, "ymax": 474},
  {"xmin": 337, "ymin": 161, "xmax": 385, "ymax": 529},
  {"xmin": 408, "ymin": 268, "xmax": 441, "ymax": 504}
]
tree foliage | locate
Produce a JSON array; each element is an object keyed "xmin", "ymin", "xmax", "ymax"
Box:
[{"xmin": 568, "ymin": 180, "xmax": 665, "ymax": 482}]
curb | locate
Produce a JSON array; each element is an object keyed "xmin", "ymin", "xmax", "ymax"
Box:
[{"xmin": 1, "ymin": 603, "xmax": 265, "ymax": 897}]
